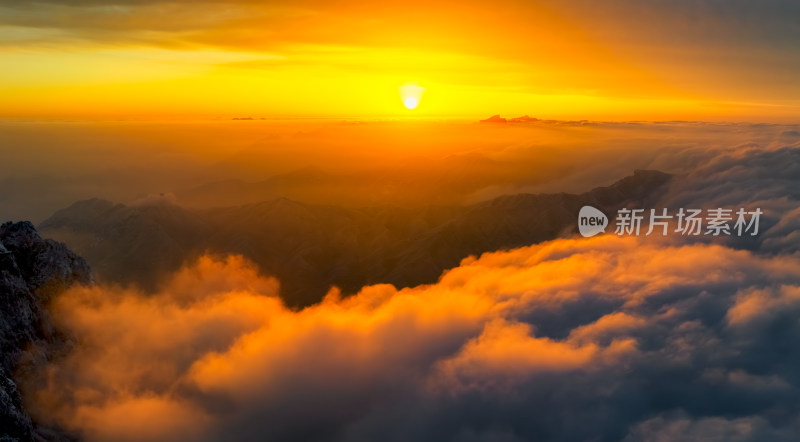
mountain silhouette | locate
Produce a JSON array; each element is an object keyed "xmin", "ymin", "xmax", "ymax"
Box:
[{"xmin": 40, "ymin": 170, "xmax": 671, "ymax": 307}]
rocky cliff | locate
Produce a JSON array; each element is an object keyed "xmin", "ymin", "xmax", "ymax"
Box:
[{"xmin": 0, "ymin": 221, "xmax": 92, "ymax": 442}]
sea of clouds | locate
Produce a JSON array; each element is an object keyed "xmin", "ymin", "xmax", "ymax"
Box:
[{"xmin": 20, "ymin": 123, "xmax": 800, "ymax": 442}]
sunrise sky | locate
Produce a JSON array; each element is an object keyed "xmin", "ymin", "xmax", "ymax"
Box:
[
  {"xmin": 5, "ymin": 2, "xmax": 800, "ymax": 441},
  {"xmin": 3, "ymin": 0, "xmax": 799, "ymax": 121}
]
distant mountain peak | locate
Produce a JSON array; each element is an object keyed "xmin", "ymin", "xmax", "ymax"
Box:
[{"xmin": 480, "ymin": 114, "xmax": 507, "ymax": 123}]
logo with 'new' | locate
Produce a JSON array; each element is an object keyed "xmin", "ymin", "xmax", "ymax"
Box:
[{"xmin": 578, "ymin": 206, "xmax": 608, "ymax": 237}]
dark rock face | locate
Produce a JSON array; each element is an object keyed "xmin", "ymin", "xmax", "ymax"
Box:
[
  {"xmin": 0, "ymin": 222, "xmax": 92, "ymax": 442},
  {"xmin": 1, "ymin": 222, "xmax": 92, "ymax": 299},
  {"xmin": 0, "ymin": 373, "xmax": 31, "ymax": 442}
]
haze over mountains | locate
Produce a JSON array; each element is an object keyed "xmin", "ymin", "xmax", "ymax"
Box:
[
  {"xmin": 6, "ymin": 119, "xmax": 790, "ymax": 224},
  {"xmin": 40, "ymin": 170, "xmax": 670, "ymax": 307}
]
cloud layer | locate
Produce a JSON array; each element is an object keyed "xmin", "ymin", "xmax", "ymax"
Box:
[{"xmin": 22, "ymin": 230, "xmax": 800, "ymax": 441}]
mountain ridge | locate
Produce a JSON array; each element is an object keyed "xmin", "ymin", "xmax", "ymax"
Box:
[{"xmin": 40, "ymin": 170, "xmax": 672, "ymax": 307}]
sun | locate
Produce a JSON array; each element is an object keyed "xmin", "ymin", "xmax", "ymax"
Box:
[
  {"xmin": 399, "ymin": 83, "xmax": 425, "ymax": 110},
  {"xmin": 403, "ymin": 96, "xmax": 420, "ymax": 110}
]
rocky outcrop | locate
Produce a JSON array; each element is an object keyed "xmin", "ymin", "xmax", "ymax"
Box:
[{"xmin": 0, "ymin": 221, "xmax": 92, "ymax": 442}]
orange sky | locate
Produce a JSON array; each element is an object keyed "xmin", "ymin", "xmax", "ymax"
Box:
[{"xmin": 2, "ymin": 0, "xmax": 799, "ymax": 121}]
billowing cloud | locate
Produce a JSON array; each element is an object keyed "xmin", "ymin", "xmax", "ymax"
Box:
[{"xmin": 22, "ymin": 230, "xmax": 800, "ymax": 441}]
